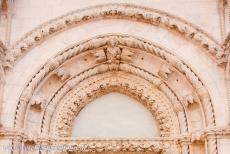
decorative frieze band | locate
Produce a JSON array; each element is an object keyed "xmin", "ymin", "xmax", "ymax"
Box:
[{"xmin": 0, "ymin": 127, "xmax": 229, "ymax": 146}]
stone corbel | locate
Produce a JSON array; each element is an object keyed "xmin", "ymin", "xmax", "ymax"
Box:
[
  {"xmin": 121, "ymin": 48, "xmax": 134, "ymax": 62},
  {"xmin": 181, "ymin": 92, "xmax": 199, "ymax": 108},
  {"xmin": 30, "ymin": 94, "xmax": 46, "ymax": 111},
  {"xmin": 93, "ymin": 49, "xmax": 106, "ymax": 63},
  {"xmin": 55, "ymin": 67, "xmax": 70, "ymax": 81},
  {"xmin": 158, "ymin": 64, "xmax": 173, "ymax": 79}
]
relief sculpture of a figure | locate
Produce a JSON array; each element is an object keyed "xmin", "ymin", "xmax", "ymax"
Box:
[{"xmin": 106, "ymin": 38, "xmax": 121, "ymax": 70}]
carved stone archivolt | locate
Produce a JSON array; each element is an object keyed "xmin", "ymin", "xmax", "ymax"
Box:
[
  {"xmin": 15, "ymin": 35, "xmax": 215, "ymax": 128},
  {"xmin": 50, "ymin": 72, "xmax": 179, "ymax": 137},
  {"xmin": 0, "ymin": 2, "xmax": 228, "ymax": 154},
  {"xmin": 12, "ymin": 34, "xmax": 220, "ymax": 154},
  {"xmin": 6, "ymin": 3, "xmax": 225, "ymax": 72},
  {"xmin": 40, "ymin": 63, "xmax": 188, "ymax": 137}
]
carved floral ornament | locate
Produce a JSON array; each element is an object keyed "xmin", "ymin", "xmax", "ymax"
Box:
[
  {"xmin": 5, "ymin": 3, "xmax": 226, "ymax": 71},
  {"xmin": 15, "ymin": 35, "xmax": 215, "ymax": 128},
  {"xmin": 50, "ymin": 71, "xmax": 179, "ymax": 137},
  {"xmin": 12, "ymin": 35, "xmax": 221, "ymax": 154},
  {"xmin": 41, "ymin": 63, "xmax": 189, "ymax": 136}
]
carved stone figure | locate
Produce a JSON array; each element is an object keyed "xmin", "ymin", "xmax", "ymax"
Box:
[{"xmin": 105, "ymin": 38, "xmax": 122, "ymax": 70}]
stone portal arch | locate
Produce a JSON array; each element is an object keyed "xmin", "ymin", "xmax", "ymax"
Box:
[
  {"xmin": 7, "ymin": 34, "xmax": 222, "ymax": 154},
  {"xmin": 0, "ymin": 2, "xmax": 229, "ymax": 154}
]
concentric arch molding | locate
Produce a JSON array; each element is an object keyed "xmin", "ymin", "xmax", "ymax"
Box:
[
  {"xmin": 50, "ymin": 71, "xmax": 179, "ymax": 138},
  {"xmin": 14, "ymin": 34, "xmax": 218, "ymax": 154},
  {"xmin": 40, "ymin": 63, "xmax": 189, "ymax": 138},
  {"xmin": 15, "ymin": 34, "xmax": 216, "ymax": 129},
  {"xmin": 8, "ymin": 3, "xmax": 225, "ymax": 70}
]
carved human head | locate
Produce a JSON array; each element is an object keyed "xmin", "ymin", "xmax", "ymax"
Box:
[{"xmin": 107, "ymin": 38, "xmax": 118, "ymax": 47}]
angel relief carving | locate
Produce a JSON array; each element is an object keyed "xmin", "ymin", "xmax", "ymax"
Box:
[{"xmin": 93, "ymin": 38, "xmax": 133, "ymax": 70}]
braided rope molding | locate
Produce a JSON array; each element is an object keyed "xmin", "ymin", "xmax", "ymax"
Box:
[
  {"xmin": 14, "ymin": 35, "xmax": 215, "ymax": 128},
  {"xmin": 50, "ymin": 72, "xmax": 179, "ymax": 138},
  {"xmin": 120, "ymin": 63, "xmax": 189, "ymax": 133},
  {"xmin": 38, "ymin": 63, "xmax": 190, "ymax": 153},
  {"xmin": 119, "ymin": 63, "xmax": 190, "ymax": 154},
  {"xmin": 14, "ymin": 35, "xmax": 217, "ymax": 153},
  {"xmin": 40, "ymin": 63, "xmax": 188, "ymax": 137},
  {"xmin": 48, "ymin": 71, "xmax": 188, "ymax": 154},
  {"xmin": 9, "ymin": 3, "xmax": 225, "ymax": 69},
  {"xmin": 41, "ymin": 64, "xmax": 109, "ymax": 135}
]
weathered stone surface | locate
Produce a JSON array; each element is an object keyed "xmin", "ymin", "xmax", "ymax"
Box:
[{"xmin": 0, "ymin": 1, "xmax": 230, "ymax": 154}]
